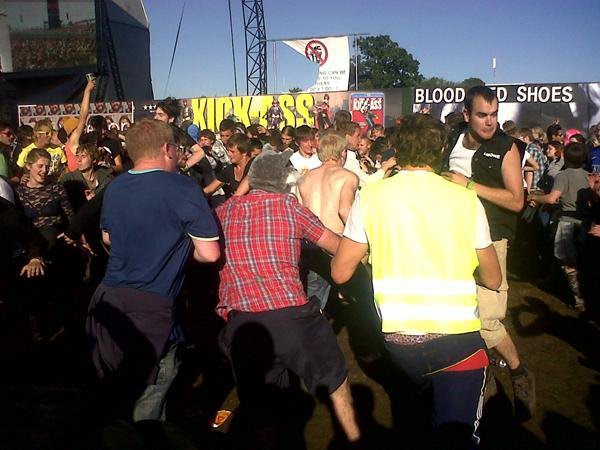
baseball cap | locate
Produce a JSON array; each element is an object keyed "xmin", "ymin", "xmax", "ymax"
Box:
[{"xmin": 62, "ymin": 116, "xmax": 80, "ymax": 136}]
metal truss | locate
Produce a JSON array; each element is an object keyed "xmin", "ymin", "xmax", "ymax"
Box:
[{"xmin": 242, "ymin": 0, "xmax": 267, "ymax": 95}]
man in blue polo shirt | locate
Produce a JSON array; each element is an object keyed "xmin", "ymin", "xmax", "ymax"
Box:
[{"xmin": 86, "ymin": 118, "xmax": 220, "ymax": 422}]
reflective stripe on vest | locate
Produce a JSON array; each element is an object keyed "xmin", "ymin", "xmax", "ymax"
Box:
[
  {"xmin": 377, "ymin": 300, "xmax": 480, "ymax": 334},
  {"xmin": 373, "ymin": 278, "xmax": 476, "ymax": 297}
]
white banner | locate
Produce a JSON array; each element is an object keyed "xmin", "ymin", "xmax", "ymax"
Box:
[{"xmin": 283, "ymin": 36, "xmax": 349, "ymax": 93}]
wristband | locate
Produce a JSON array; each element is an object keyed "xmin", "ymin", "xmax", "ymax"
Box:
[{"xmin": 466, "ymin": 179, "xmax": 475, "ymax": 190}]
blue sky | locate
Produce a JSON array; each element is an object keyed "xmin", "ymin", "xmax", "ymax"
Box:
[{"xmin": 144, "ymin": 0, "xmax": 600, "ymax": 99}]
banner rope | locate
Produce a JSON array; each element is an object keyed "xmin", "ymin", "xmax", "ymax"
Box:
[{"xmin": 163, "ymin": 1, "xmax": 186, "ymax": 97}]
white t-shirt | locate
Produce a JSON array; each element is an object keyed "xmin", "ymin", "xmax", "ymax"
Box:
[
  {"xmin": 343, "ymin": 150, "xmax": 385, "ymax": 187},
  {"xmin": 448, "ymin": 133, "xmax": 476, "ymax": 178},
  {"xmin": 290, "ymin": 151, "xmax": 321, "ymax": 173},
  {"xmin": 521, "ymin": 150, "xmax": 531, "ymax": 188},
  {"xmin": 344, "ymin": 178, "xmax": 492, "ymax": 249}
]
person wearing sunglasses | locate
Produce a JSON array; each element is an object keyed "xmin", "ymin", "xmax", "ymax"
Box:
[
  {"xmin": 0, "ymin": 121, "xmax": 15, "ymax": 179},
  {"xmin": 16, "ymin": 119, "xmax": 66, "ymax": 179}
]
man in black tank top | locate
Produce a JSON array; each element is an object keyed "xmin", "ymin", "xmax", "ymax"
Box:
[{"xmin": 440, "ymin": 86, "xmax": 535, "ymax": 419}]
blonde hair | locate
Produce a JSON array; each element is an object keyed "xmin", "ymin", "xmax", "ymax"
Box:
[
  {"xmin": 531, "ymin": 126, "xmax": 547, "ymax": 145},
  {"xmin": 125, "ymin": 118, "xmax": 173, "ymax": 162},
  {"xmin": 34, "ymin": 119, "xmax": 53, "ymax": 133},
  {"xmin": 317, "ymin": 131, "xmax": 346, "ymax": 162}
]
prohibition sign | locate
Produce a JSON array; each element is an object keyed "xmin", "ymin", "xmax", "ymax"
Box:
[{"xmin": 305, "ymin": 40, "xmax": 328, "ymax": 66}]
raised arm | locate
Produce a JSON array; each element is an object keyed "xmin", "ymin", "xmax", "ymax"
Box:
[{"xmin": 68, "ymin": 78, "xmax": 96, "ymax": 152}]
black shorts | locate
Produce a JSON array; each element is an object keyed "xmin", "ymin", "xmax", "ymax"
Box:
[{"xmin": 219, "ymin": 299, "xmax": 348, "ymax": 396}]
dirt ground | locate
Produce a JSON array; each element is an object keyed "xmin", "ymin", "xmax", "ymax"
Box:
[{"xmin": 1, "ymin": 275, "xmax": 599, "ymax": 449}]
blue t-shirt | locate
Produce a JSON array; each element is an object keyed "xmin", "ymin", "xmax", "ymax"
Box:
[{"xmin": 101, "ymin": 169, "xmax": 219, "ymax": 299}]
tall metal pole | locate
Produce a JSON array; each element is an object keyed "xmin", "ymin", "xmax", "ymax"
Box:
[
  {"xmin": 354, "ymin": 34, "xmax": 359, "ymax": 90},
  {"xmin": 227, "ymin": 0, "xmax": 238, "ymax": 95},
  {"xmin": 273, "ymin": 41, "xmax": 277, "ymax": 94}
]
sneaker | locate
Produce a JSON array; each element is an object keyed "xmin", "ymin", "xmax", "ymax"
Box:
[{"xmin": 512, "ymin": 365, "xmax": 536, "ymax": 420}]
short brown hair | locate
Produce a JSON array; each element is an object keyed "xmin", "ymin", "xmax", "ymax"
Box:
[
  {"xmin": 295, "ymin": 125, "xmax": 313, "ymax": 143},
  {"xmin": 26, "ymin": 148, "xmax": 52, "ymax": 165},
  {"xmin": 388, "ymin": 114, "xmax": 447, "ymax": 169},
  {"xmin": 502, "ymin": 120, "xmax": 516, "ymax": 134},
  {"xmin": 547, "ymin": 140, "xmax": 564, "ymax": 158},
  {"xmin": 226, "ymin": 133, "xmax": 252, "ymax": 156},
  {"xmin": 126, "ymin": 118, "xmax": 173, "ymax": 162},
  {"xmin": 77, "ymin": 142, "xmax": 102, "ymax": 163},
  {"xmin": 199, "ymin": 129, "xmax": 216, "ymax": 143},
  {"xmin": 334, "ymin": 110, "xmax": 352, "ymax": 129},
  {"xmin": 338, "ymin": 121, "xmax": 360, "ymax": 138},
  {"xmin": 317, "ymin": 131, "xmax": 346, "ymax": 162},
  {"xmin": 516, "ymin": 127, "xmax": 533, "ymax": 142}
]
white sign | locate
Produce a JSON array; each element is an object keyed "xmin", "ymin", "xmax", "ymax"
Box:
[{"xmin": 283, "ymin": 36, "xmax": 350, "ymax": 93}]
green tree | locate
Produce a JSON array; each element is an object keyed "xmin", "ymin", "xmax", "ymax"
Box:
[
  {"xmin": 288, "ymin": 87, "xmax": 303, "ymax": 93},
  {"xmin": 353, "ymin": 35, "xmax": 423, "ymax": 89},
  {"xmin": 420, "ymin": 77, "xmax": 458, "ymax": 87}
]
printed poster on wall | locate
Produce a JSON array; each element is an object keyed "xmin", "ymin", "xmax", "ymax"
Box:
[
  {"xmin": 350, "ymin": 92, "xmax": 384, "ymax": 135},
  {"xmin": 18, "ymin": 101, "xmax": 134, "ymax": 132}
]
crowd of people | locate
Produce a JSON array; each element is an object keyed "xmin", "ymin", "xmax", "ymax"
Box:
[
  {"xmin": 1, "ymin": 84, "xmax": 600, "ymax": 449},
  {"xmin": 10, "ymin": 21, "xmax": 96, "ymax": 71}
]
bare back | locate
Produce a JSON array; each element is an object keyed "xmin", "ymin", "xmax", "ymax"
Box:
[{"xmin": 298, "ymin": 163, "xmax": 359, "ymax": 234}]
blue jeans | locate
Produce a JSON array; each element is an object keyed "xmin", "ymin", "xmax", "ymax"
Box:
[
  {"xmin": 384, "ymin": 332, "xmax": 486, "ymax": 449},
  {"xmin": 133, "ymin": 342, "xmax": 180, "ymax": 422},
  {"xmin": 307, "ymin": 270, "xmax": 331, "ymax": 310}
]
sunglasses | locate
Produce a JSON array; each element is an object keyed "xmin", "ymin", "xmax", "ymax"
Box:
[
  {"xmin": 36, "ymin": 130, "xmax": 53, "ymax": 136},
  {"xmin": 0, "ymin": 130, "xmax": 14, "ymax": 137}
]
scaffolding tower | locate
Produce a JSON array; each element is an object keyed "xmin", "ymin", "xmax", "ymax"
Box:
[{"xmin": 242, "ymin": 0, "xmax": 267, "ymax": 95}]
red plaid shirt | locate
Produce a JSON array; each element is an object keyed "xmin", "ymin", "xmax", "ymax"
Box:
[{"xmin": 215, "ymin": 190, "xmax": 325, "ymax": 320}]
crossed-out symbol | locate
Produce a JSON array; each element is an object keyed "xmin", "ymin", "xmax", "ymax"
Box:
[{"xmin": 305, "ymin": 40, "xmax": 328, "ymax": 66}]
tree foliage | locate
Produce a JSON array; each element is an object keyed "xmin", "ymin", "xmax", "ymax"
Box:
[
  {"xmin": 348, "ymin": 35, "xmax": 486, "ymax": 90},
  {"xmin": 288, "ymin": 87, "xmax": 303, "ymax": 93},
  {"xmin": 419, "ymin": 76, "xmax": 486, "ymax": 88},
  {"xmin": 420, "ymin": 77, "xmax": 458, "ymax": 88},
  {"xmin": 354, "ymin": 35, "xmax": 423, "ymax": 89}
]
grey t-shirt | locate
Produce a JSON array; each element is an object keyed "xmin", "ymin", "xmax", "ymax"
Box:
[
  {"xmin": 552, "ymin": 168, "xmax": 590, "ymax": 213},
  {"xmin": 546, "ymin": 158, "xmax": 564, "ymax": 179}
]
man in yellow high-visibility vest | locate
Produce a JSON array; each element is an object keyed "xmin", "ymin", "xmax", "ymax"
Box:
[{"xmin": 332, "ymin": 114, "xmax": 501, "ymax": 449}]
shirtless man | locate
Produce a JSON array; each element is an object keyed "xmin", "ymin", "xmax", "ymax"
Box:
[
  {"xmin": 297, "ymin": 131, "xmax": 358, "ymax": 311},
  {"xmin": 298, "ymin": 131, "xmax": 382, "ymax": 363},
  {"xmin": 298, "ymin": 131, "xmax": 358, "ymax": 234}
]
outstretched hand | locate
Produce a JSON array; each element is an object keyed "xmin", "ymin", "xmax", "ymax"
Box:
[
  {"xmin": 85, "ymin": 78, "xmax": 97, "ymax": 92},
  {"xmin": 20, "ymin": 258, "xmax": 45, "ymax": 278}
]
